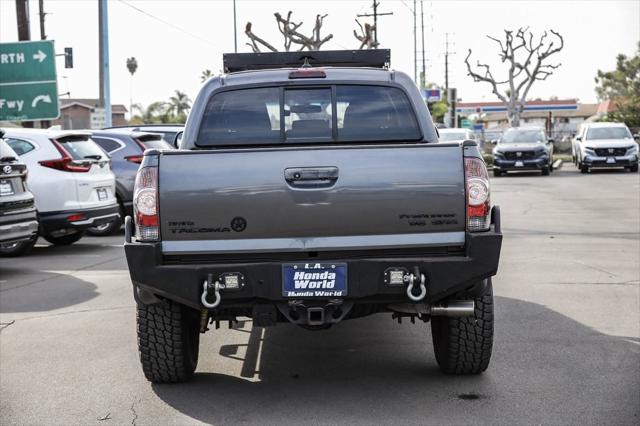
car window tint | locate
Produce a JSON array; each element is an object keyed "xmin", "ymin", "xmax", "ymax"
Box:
[
  {"xmin": 5, "ymin": 138, "xmax": 36, "ymax": 156},
  {"xmin": 198, "ymin": 87, "xmax": 281, "ymax": 146},
  {"xmin": 56, "ymin": 136, "xmax": 106, "ymax": 160},
  {"xmin": 336, "ymin": 86, "xmax": 420, "ymax": 142},
  {"xmin": 284, "ymin": 88, "xmax": 332, "ymax": 141},
  {"xmin": 92, "ymin": 137, "xmax": 122, "ymax": 153},
  {"xmin": 139, "ymin": 138, "xmax": 173, "ymax": 150},
  {"xmin": 586, "ymin": 127, "xmax": 631, "ymax": 140}
]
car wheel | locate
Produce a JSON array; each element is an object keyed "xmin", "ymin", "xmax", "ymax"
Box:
[
  {"xmin": 541, "ymin": 166, "xmax": 550, "ymax": 176},
  {"xmin": 492, "ymin": 169, "xmax": 502, "ymax": 177},
  {"xmin": 580, "ymin": 164, "xmax": 589, "ymax": 174},
  {"xmin": 630, "ymin": 164, "xmax": 639, "ymax": 173},
  {"xmin": 431, "ymin": 279, "xmax": 494, "ymax": 374},
  {"xmin": 0, "ymin": 234, "xmax": 38, "ymax": 257},
  {"xmin": 137, "ymin": 299, "xmax": 200, "ymax": 383},
  {"xmin": 43, "ymin": 231, "xmax": 84, "ymax": 246}
]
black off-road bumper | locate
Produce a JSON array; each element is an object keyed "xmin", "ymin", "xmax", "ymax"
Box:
[{"xmin": 124, "ymin": 208, "xmax": 503, "ymax": 313}]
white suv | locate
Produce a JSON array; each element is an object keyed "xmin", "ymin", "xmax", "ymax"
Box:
[
  {"xmin": 3, "ymin": 129, "xmax": 119, "ymax": 246},
  {"xmin": 573, "ymin": 122, "xmax": 639, "ymax": 173}
]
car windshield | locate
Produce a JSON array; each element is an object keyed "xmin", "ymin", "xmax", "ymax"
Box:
[
  {"xmin": 500, "ymin": 130, "xmax": 545, "ymax": 144},
  {"xmin": 439, "ymin": 132, "xmax": 467, "ymax": 141},
  {"xmin": 196, "ymin": 85, "xmax": 421, "ymax": 146},
  {"xmin": 586, "ymin": 127, "xmax": 631, "ymax": 140}
]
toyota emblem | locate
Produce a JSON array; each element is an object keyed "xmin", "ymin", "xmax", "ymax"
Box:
[{"xmin": 2, "ymin": 165, "xmax": 11, "ymax": 174}]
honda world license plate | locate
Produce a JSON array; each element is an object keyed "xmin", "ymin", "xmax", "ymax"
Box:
[
  {"xmin": 0, "ymin": 180, "xmax": 14, "ymax": 197},
  {"xmin": 283, "ymin": 263, "xmax": 347, "ymax": 297},
  {"xmin": 515, "ymin": 161, "xmax": 524, "ymax": 167},
  {"xmin": 97, "ymin": 187, "xmax": 108, "ymax": 201}
]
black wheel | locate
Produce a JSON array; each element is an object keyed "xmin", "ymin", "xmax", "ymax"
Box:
[
  {"xmin": 87, "ymin": 203, "xmax": 124, "ymax": 236},
  {"xmin": 137, "ymin": 299, "xmax": 200, "ymax": 383},
  {"xmin": 431, "ymin": 279, "xmax": 494, "ymax": 375},
  {"xmin": 541, "ymin": 166, "xmax": 550, "ymax": 176},
  {"xmin": 492, "ymin": 169, "xmax": 502, "ymax": 177},
  {"xmin": 43, "ymin": 231, "xmax": 84, "ymax": 246},
  {"xmin": 0, "ymin": 234, "xmax": 38, "ymax": 257},
  {"xmin": 580, "ymin": 164, "xmax": 589, "ymax": 174},
  {"xmin": 630, "ymin": 164, "xmax": 639, "ymax": 173}
]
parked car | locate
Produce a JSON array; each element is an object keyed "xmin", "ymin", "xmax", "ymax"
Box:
[
  {"xmin": 102, "ymin": 124, "xmax": 184, "ymax": 147},
  {"xmin": 491, "ymin": 126, "xmax": 555, "ymax": 176},
  {"xmin": 573, "ymin": 122, "xmax": 638, "ymax": 173},
  {"xmin": 124, "ymin": 50, "xmax": 502, "ymax": 383},
  {"xmin": 438, "ymin": 128, "xmax": 476, "ymax": 143},
  {"xmin": 3, "ymin": 128, "xmax": 119, "ymax": 246},
  {"xmin": 0, "ymin": 132, "xmax": 39, "ymax": 256},
  {"xmin": 88, "ymin": 130, "xmax": 174, "ymax": 235}
]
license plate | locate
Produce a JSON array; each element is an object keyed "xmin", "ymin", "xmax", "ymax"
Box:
[
  {"xmin": 606, "ymin": 157, "xmax": 616, "ymax": 164},
  {"xmin": 283, "ymin": 263, "xmax": 347, "ymax": 297},
  {"xmin": 97, "ymin": 188, "xmax": 108, "ymax": 201},
  {"xmin": 515, "ymin": 161, "xmax": 524, "ymax": 167},
  {"xmin": 0, "ymin": 180, "xmax": 14, "ymax": 197}
]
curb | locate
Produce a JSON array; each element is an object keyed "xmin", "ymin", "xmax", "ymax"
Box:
[{"xmin": 553, "ymin": 159, "xmax": 563, "ymax": 170}]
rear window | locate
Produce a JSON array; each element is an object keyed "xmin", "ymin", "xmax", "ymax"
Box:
[
  {"xmin": 57, "ymin": 136, "xmax": 106, "ymax": 160},
  {"xmin": 197, "ymin": 85, "xmax": 421, "ymax": 146}
]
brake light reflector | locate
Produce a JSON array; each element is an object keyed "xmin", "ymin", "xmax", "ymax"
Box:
[
  {"xmin": 289, "ymin": 68, "xmax": 326, "ymax": 79},
  {"xmin": 464, "ymin": 157, "xmax": 491, "ymax": 232},
  {"xmin": 134, "ymin": 166, "xmax": 159, "ymax": 241},
  {"xmin": 124, "ymin": 155, "xmax": 143, "ymax": 164}
]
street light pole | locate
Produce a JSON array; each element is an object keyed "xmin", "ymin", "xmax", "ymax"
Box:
[
  {"xmin": 233, "ymin": 0, "xmax": 237, "ymax": 53},
  {"xmin": 98, "ymin": 0, "xmax": 112, "ymax": 127}
]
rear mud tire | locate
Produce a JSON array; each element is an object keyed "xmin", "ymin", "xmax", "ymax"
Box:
[
  {"xmin": 137, "ymin": 299, "xmax": 200, "ymax": 384},
  {"xmin": 431, "ymin": 280, "xmax": 494, "ymax": 375},
  {"xmin": 43, "ymin": 231, "xmax": 84, "ymax": 246},
  {"xmin": 0, "ymin": 234, "xmax": 38, "ymax": 257}
]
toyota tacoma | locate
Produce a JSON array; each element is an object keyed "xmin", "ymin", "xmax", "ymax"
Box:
[{"xmin": 124, "ymin": 50, "xmax": 503, "ymax": 383}]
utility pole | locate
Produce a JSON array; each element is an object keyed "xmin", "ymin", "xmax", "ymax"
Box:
[
  {"xmin": 357, "ymin": 1, "xmax": 393, "ymax": 46},
  {"xmin": 38, "ymin": 0, "xmax": 46, "ymax": 40},
  {"xmin": 420, "ymin": 0, "xmax": 425, "ymax": 88},
  {"xmin": 233, "ymin": 0, "xmax": 237, "ymax": 53},
  {"xmin": 98, "ymin": 0, "xmax": 112, "ymax": 127},
  {"xmin": 413, "ymin": 0, "xmax": 417, "ymax": 84},
  {"xmin": 443, "ymin": 32, "xmax": 455, "ymax": 95}
]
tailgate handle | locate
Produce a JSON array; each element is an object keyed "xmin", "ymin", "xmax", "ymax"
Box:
[{"xmin": 284, "ymin": 167, "xmax": 339, "ymax": 187}]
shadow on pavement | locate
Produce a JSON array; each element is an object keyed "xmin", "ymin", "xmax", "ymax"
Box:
[
  {"xmin": 0, "ymin": 270, "xmax": 99, "ymax": 313},
  {"xmin": 151, "ymin": 296, "xmax": 639, "ymax": 425}
]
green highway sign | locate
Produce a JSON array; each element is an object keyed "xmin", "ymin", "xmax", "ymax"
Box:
[{"xmin": 0, "ymin": 40, "xmax": 59, "ymax": 121}]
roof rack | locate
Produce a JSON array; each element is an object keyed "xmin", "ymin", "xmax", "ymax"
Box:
[{"xmin": 223, "ymin": 49, "xmax": 391, "ymax": 73}]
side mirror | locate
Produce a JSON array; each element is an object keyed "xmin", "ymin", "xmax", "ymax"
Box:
[
  {"xmin": 633, "ymin": 133, "xmax": 640, "ymax": 141},
  {"xmin": 490, "ymin": 139, "xmax": 498, "ymax": 145},
  {"xmin": 575, "ymin": 136, "xmax": 582, "ymax": 142},
  {"xmin": 547, "ymin": 138, "xmax": 554, "ymax": 145},
  {"xmin": 173, "ymin": 131, "xmax": 183, "ymax": 149}
]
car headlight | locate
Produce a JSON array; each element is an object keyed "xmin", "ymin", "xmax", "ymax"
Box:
[
  {"xmin": 627, "ymin": 144, "xmax": 639, "ymax": 155},
  {"xmin": 492, "ymin": 150, "xmax": 504, "ymax": 158},
  {"xmin": 584, "ymin": 147, "xmax": 596, "ymax": 156},
  {"xmin": 535, "ymin": 149, "xmax": 548, "ymax": 157}
]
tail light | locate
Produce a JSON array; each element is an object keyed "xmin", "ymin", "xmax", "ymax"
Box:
[
  {"xmin": 464, "ymin": 157, "xmax": 491, "ymax": 232},
  {"xmin": 124, "ymin": 155, "xmax": 143, "ymax": 164},
  {"xmin": 39, "ymin": 139, "xmax": 91, "ymax": 172},
  {"xmin": 133, "ymin": 166, "xmax": 159, "ymax": 241}
]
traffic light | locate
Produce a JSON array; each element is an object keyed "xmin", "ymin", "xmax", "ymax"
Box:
[{"xmin": 64, "ymin": 47, "xmax": 73, "ymax": 68}]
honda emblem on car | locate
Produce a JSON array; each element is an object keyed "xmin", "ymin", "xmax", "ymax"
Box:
[
  {"xmin": 608, "ymin": 148, "xmax": 614, "ymax": 153},
  {"xmin": 516, "ymin": 151, "xmax": 522, "ymax": 157}
]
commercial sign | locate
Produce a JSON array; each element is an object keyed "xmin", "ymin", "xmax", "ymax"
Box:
[
  {"xmin": 0, "ymin": 40, "xmax": 59, "ymax": 121},
  {"xmin": 421, "ymin": 88, "xmax": 442, "ymax": 102}
]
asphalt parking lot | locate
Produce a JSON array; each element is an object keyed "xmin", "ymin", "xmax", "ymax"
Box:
[{"xmin": 1, "ymin": 163, "xmax": 638, "ymax": 425}]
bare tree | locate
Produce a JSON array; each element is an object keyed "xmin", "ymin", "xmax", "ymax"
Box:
[
  {"xmin": 245, "ymin": 11, "xmax": 333, "ymax": 53},
  {"xmin": 353, "ymin": 19, "xmax": 379, "ymax": 50},
  {"xmin": 464, "ymin": 27, "xmax": 564, "ymax": 127}
]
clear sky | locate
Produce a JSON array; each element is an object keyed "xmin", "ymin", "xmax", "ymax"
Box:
[{"xmin": 1, "ymin": 0, "xmax": 638, "ymax": 112}]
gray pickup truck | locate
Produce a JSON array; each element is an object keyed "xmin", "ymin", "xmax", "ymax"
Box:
[{"xmin": 124, "ymin": 50, "xmax": 502, "ymax": 383}]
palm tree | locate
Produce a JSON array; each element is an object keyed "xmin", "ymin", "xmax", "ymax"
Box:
[
  {"xmin": 168, "ymin": 90, "xmax": 192, "ymax": 116},
  {"xmin": 126, "ymin": 57, "xmax": 138, "ymax": 121},
  {"xmin": 132, "ymin": 101, "xmax": 168, "ymax": 124},
  {"xmin": 200, "ymin": 69, "xmax": 214, "ymax": 83}
]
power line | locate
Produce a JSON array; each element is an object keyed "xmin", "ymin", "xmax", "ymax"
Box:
[
  {"xmin": 357, "ymin": 1, "xmax": 393, "ymax": 45},
  {"xmin": 116, "ymin": 0, "xmax": 216, "ymax": 47}
]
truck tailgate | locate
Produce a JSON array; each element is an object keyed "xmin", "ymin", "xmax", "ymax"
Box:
[{"xmin": 159, "ymin": 144, "xmax": 466, "ymax": 254}]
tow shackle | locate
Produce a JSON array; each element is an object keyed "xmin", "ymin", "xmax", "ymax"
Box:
[
  {"xmin": 406, "ymin": 268, "xmax": 427, "ymax": 302},
  {"xmin": 201, "ymin": 274, "xmax": 222, "ymax": 309}
]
